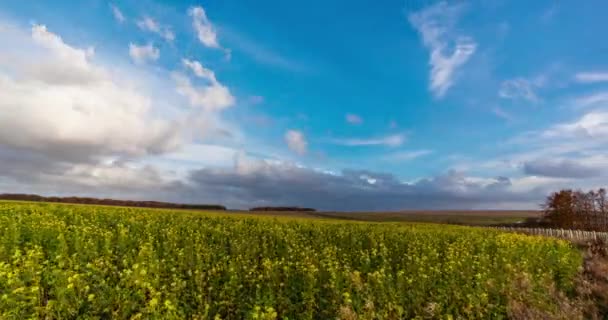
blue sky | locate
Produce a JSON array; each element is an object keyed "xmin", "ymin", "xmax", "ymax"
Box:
[{"xmin": 1, "ymin": 0, "xmax": 607, "ymax": 210}]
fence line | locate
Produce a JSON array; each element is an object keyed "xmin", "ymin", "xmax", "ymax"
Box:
[{"xmin": 494, "ymin": 227, "xmax": 608, "ymax": 242}]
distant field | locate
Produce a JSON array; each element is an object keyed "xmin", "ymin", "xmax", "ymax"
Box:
[
  {"xmin": 0, "ymin": 199, "xmax": 541, "ymax": 226},
  {"xmin": 244, "ymin": 209, "xmax": 541, "ymax": 226}
]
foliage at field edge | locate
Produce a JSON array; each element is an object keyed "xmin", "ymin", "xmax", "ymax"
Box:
[
  {"xmin": 543, "ymin": 188, "xmax": 608, "ymax": 231},
  {"xmin": 0, "ymin": 194, "xmax": 226, "ymax": 211},
  {"xmin": 0, "ymin": 202, "xmax": 582, "ymax": 319}
]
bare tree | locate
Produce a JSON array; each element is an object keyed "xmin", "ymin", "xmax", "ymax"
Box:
[{"xmin": 544, "ymin": 188, "xmax": 608, "ymax": 231}]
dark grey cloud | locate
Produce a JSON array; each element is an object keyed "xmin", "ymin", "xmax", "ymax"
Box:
[
  {"xmin": 0, "ymin": 145, "xmax": 176, "ymax": 200},
  {"xmin": 0, "ymin": 145, "xmax": 546, "ymax": 211},
  {"xmin": 523, "ymin": 159, "xmax": 601, "ymax": 178},
  {"xmin": 181, "ymin": 162, "xmax": 537, "ymax": 211}
]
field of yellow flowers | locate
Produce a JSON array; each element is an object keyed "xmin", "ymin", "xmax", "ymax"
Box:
[{"xmin": 0, "ymin": 202, "xmax": 582, "ymax": 319}]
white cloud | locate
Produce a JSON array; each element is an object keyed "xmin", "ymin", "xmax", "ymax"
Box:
[
  {"xmin": 23, "ymin": 25, "xmax": 104, "ymax": 85},
  {"xmin": 110, "ymin": 4, "xmax": 126, "ymax": 23},
  {"xmin": 285, "ymin": 130, "xmax": 307, "ymax": 155},
  {"xmin": 542, "ymin": 111, "xmax": 608, "ymax": 140},
  {"xmin": 345, "ymin": 113, "xmax": 363, "ymax": 125},
  {"xmin": 136, "ymin": 16, "xmax": 175, "ymax": 42},
  {"xmin": 0, "ymin": 24, "xmax": 183, "ymax": 162},
  {"xmin": 221, "ymin": 28, "xmax": 306, "ymax": 72},
  {"xmin": 188, "ymin": 6, "xmax": 220, "ymax": 49},
  {"xmin": 129, "ymin": 43, "xmax": 160, "ymax": 64},
  {"xmin": 331, "ymin": 133, "xmax": 406, "ymax": 147},
  {"xmin": 0, "ymin": 20, "xmax": 259, "ymax": 203},
  {"xmin": 476, "ymin": 97, "xmax": 608, "ymax": 183},
  {"xmin": 182, "ymin": 58, "xmax": 217, "ymax": 82},
  {"xmin": 385, "ymin": 150, "xmax": 433, "ymax": 161},
  {"xmin": 572, "ymin": 92, "xmax": 608, "ymax": 109},
  {"xmin": 172, "ymin": 71, "xmax": 234, "ymax": 111},
  {"xmin": 498, "ymin": 76, "xmax": 544, "ymax": 102},
  {"xmin": 575, "ymin": 72, "xmax": 608, "ymax": 83},
  {"xmin": 409, "ymin": 1, "xmax": 476, "ymax": 98},
  {"xmin": 61, "ymin": 161, "xmax": 167, "ymax": 189}
]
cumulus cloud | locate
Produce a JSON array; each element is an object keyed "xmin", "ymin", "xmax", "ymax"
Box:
[
  {"xmin": 129, "ymin": 43, "xmax": 160, "ymax": 64},
  {"xmin": 331, "ymin": 133, "xmax": 406, "ymax": 147},
  {"xmin": 541, "ymin": 111, "xmax": 608, "ymax": 140},
  {"xmin": 188, "ymin": 6, "xmax": 220, "ymax": 49},
  {"xmin": 483, "ymin": 101, "xmax": 608, "ymax": 185},
  {"xmin": 345, "ymin": 113, "xmax": 363, "ymax": 125},
  {"xmin": 285, "ymin": 130, "xmax": 307, "ymax": 155},
  {"xmin": 0, "ymin": 24, "xmax": 182, "ymax": 163},
  {"xmin": 172, "ymin": 65, "xmax": 235, "ymax": 111},
  {"xmin": 182, "ymin": 58, "xmax": 217, "ymax": 81},
  {"xmin": 409, "ymin": 1, "xmax": 476, "ymax": 98},
  {"xmin": 0, "ymin": 21, "xmax": 246, "ymax": 201},
  {"xmin": 0, "ymin": 145, "xmax": 178, "ymax": 198},
  {"xmin": 110, "ymin": 4, "xmax": 126, "ymax": 23},
  {"xmin": 136, "ymin": 16, "xmax": 175, "ymax": 42}
]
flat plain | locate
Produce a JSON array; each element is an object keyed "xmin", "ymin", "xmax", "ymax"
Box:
[{"xmin": 243, "ymin": 209, "xmax": 540, "ymax": 226}]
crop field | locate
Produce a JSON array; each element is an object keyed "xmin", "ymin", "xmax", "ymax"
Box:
[
  {"xmin": 256, "ymin": 210, "xmax": 540, "ymax": 226},
  {"xmin": 0, "ymin": 202, "xmax": 582, "ymax": 319}
]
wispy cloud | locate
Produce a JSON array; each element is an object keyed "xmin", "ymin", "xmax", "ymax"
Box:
[
  {"xmin": 409, "ymin": 1, "xmax": 476, "ymax": 98},
  {"xmin": 176, "ymin": 59, "xmax": 235, "ymax": 112},
  {"xmin": 182, "ymin": 58, "xmax": 217, "ymax": 82},
  {"xmin": 498, "ymin": 76, "xmax": 545, "ymax": 102},
  {"xmin": 572, "ymin": 91, "xmax": 608, "ymax": 109},
  {"xmin": 172, "ymin": 72, "xmax": 234, "ymax": 112},
  {"xmin": 128, "ymin": 43, "xmax": 159, "ymax": 64},
  {"xmin": 541, "ymin": 110, "xmax": 608, "ymax": 140},
  {"xmin": 575, "ymin": 72, "xmax": 608, "ymax": 83},
  {"xmin": 285, "ymin": 130, "xmax": 307, "ymax": 155},
  {"xmin": 110, "ymin": 4, "xmax": 126, "ymax": 23},
  {"xmin": 188, "ymin": 6, "xmax": 220, "ymax": 49},
  {"xmin": 385, "ymin": 150, "xmax": 433, "ymax": 161},
  {"xmin": 330, "ymin": 133, "xmax": 406, "ymax": 147},
  {"xmin": 492, "ymin": 106, "xmax": 514, "ymax": 121},
  {"xmin": 136, "ymin": 16, "xmax": 174, "ymax": 42},
  {"xmin": 345, "ymin": 113, "xmax": 363, "ymax": 125},
  {"xmin": 221, "ymin": 27, "xmax": 307, "ymax": 72}
]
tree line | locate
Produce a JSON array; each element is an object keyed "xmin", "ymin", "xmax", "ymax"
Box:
[
  {"xmin": 543, "ymin": 188, "xmax": 608, "ymax": 231},
  {"xmin": 0, "ymin": 194, "xmax": 226, "ymax": 211}
]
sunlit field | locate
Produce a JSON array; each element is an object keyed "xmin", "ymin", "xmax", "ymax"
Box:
[{"xmin": 0, "ymin": 202, "xmax": 582, "ymax": 319}]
